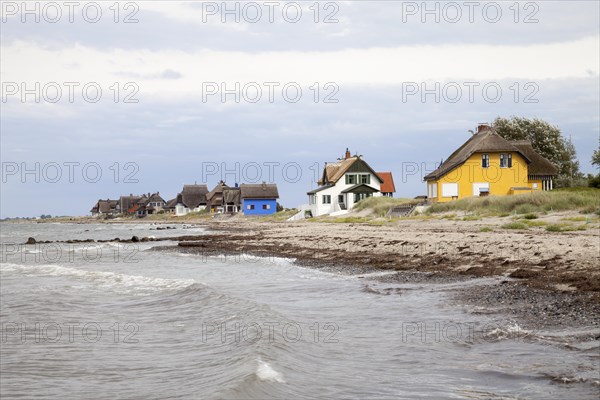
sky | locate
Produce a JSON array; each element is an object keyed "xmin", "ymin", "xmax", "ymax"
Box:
[{"xmin": 1, "ymin": 0, "xmax": 599, "ymax": 217}]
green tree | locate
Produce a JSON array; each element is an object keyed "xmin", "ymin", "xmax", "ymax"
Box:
[
  {"xmin": 592, "ymin": 148, "xmax": 600, "ymax": 169},
  {"xmin": 493, "ymin": 116, "xmax": 582, "ymax": 187}
]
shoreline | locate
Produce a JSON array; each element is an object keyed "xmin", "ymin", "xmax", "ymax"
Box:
[{"xmin": 10, "ymin": 214, "xmax": 600, "ymax": 332}]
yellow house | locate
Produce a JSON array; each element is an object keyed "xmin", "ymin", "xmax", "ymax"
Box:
[{"xmin": 424, "ymin": 125, "xmax": 558, "ymax": 202}]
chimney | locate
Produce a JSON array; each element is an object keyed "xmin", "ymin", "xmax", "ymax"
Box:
[
  {"xmin": 477, "ymin": 123, "xmax": 490, "ymax": 133},
  {"xmin": 345, "ymin": 148, "xmax": 351, "ymax": 159}
]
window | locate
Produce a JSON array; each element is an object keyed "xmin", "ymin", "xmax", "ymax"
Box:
[
  {"xmin": 345, "ymin": 174, "xmax": 357, "ymax": 185},
  {"xmin": 359, "ymin": 174, "xmax": 370, "ymax": 184},
  {"xmin": 354, "ymin": 193, "xmax": 372, "ymax": 203},
  {"xmin": 247, "ymin": 204, "xmax": 255, "ymax": 210},
  {"xmin": 472, "ymin": 183, "xmax": 490, "ymax": 197},
  {"xmin": 427, "ymin": 183, "xmax": 438, "ymax": 198},
  {"xmin": 309, "ymin": 195, "xmax": 315, "ymax": 205},
  {"xmin": 500, "ymin": 153, "xmax": 512, "ymax": 168},
  {"xmin": 441, "ymin": 183, "xmax": 459, "ymax": 198},
  {"xmin": 338, "ymin": 195, "xmax": 344, "ymax": 204},
  {"xmin": 482, "ymin": 154, "xmax": 489, "ymax": 168},
  {"xmin": 262, "ymin": 204, "xmax": 270, "ymax": 210},
  {"xmin": 322, "ymin": 195, "xmax": 331, "ymax": 204}
]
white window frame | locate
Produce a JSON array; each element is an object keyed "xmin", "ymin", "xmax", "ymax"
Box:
[
  {"xmin": 441, "ymin": 183, "xmax": 459, "ymax": 198},
  {"xmin": 472, "ymin": 182, "xmax": 490, "ymax": 197},
  {"xmin": 428, "ymin": 183, "xmax": 438, "ymax": 198}
]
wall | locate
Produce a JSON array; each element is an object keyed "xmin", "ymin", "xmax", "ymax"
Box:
[
  {"xmin": 429, "ymin": 152, "xmax": 531, "ymax": 202},
  {"xmin": 310, "ymin": 171, "xmax": 382, "ymax": 216},
  {"xmin": 243, "ymin": 198, "xmax": 277, "ymax": 215}
]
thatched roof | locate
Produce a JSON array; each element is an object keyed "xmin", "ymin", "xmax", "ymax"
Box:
[
  {"xmin": 511, "ymin": 141, "xmax": 558, "ymax": 176},
  {"xmin": 424, "ymin": 127, "xmax": 532, "ymax": 181},
  {"xmin": 223, "ymin": 188, "xmax": 241, "ymax": 204},
  {"xmin": 240, "ymin": 183, "xmax": 279, "ymax": 199},
  {"xmin": 91, "ymin": 199, "xmax": 118, "ymax": 213},
  {"xmin": 178, "ymin": 184, "xmax": 208, "ymax": 208},
  {"xmin": 164, "ymin": 198, "xmax": 177, "ymax": 209}
]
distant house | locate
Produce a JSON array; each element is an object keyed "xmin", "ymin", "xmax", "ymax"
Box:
[
  {"xmin": 163, "ymin": 198, "xmax": 177, "ymax": 214},
  {"xmin": 424, "ymin": 125, "xmax": 558, "ymax": 202},
  {"xmin": 241, "ymin": 183, "xmax": 279, "ymax": 215},
  {"xmin": 175, "ymin": 185, "xmax": 209, "ymax": 216},
  {"xmin": 304, "ymin": 148, "xmax": 386, "ymax": 217},
  {"xmin": 90, "ymin": 199, "xmax": 118, "ymax": 216},
  {"xmin": 134, "ymin": 192, "xmax": 165, "ymax": 217},
  {"xmin": 377, "ymin": 172, "xmax": 396, "ymax": 197},
  {"xmin": 118, "ymin": 194, "xmax": 143, "ymax": 215}
]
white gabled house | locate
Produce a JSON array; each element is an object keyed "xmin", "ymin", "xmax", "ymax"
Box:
[{"xmin": 297, "ymin": 149, "xmax": 393, "ymax": 218}]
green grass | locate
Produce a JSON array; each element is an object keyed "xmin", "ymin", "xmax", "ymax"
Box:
[
  {"xmin": 522, "ymin": 220, "xmax": 548, "ymax": 227},
  {"xmin": 546, "ymin": 223, "xmax": 588, "ymax": 232},
  {"xmin": 353, "ymin": 197, "xmax": 420, "ymax": 217},
  {"xmin": 501, "ymin": 222, "xmax": 529, "ymax": 230},
  {"xmin": 426, "ymin": 188, "xmax": 599, "ymax": 216},
  {"xmin": 479, "ymin": 226, "xmax": 493, "ymax": 232}
]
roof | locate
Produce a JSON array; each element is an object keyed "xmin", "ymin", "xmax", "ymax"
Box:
[
  {"xmin": 164, "ymin": 198, "xmax": 177, "ymax": 209},
  {"xmin": 307, "ymin": 184, "xmax": 334, "ymax": 195},
  {"xmin": 240, "ymin": 183, "xmax": 279, "ymax": 199},
  {"xmin": 92, "ymin": 199, "xmax": 118, "ymax": 213},
  {"xmin": 319, "ymin": 156, "xmax": 383, "ymax": 185},
  {"xmin": 377, "ymin": 172, "xmax": 396, "ymax": 193},
  {"xmin": 223, "ymin": 188, "xmax": 241, "ymax": 204},
  {"xmin": 119, "ymin": 195, "xmax": 142, "ymax": 212},
  {"xmin": 341, "ymin": 184, "xmax": 379, "ymax": 194},
  {"xmin": 147, "ymin": 193, "xmax": 165, "ymax": 203},
  {"xmin": 511, "ymin": 141, "xmax": 558, "ymax": 176},
  {"xmin": 424, "ymin": 127, "xmax": 532, "ymax": 181},
  {"xmin": 179, "ymin": 184, "xmax": 208, "ymax": 208},
  {"xmin": 206, "ymin": 182, "xmax": 228, "ymax": 202}
]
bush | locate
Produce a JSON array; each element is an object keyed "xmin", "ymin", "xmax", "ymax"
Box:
[
  {"xmin": 501, "ymin": 222, "xmax": 528, "ymax": 230},
  {"xmin": 521, "ymin": 213, "xmax": 538, "ymax": 219},
  {"xmin": 426, "ymin": 189, "xmax": 599, "ymax": 216}
]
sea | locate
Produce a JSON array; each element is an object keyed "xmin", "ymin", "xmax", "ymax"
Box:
[{"xmin": 1, "ymin": 222, "xmax": 598, "ymax": 399}]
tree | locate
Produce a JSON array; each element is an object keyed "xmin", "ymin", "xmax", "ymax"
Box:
[
  {"xmin": 493, "ymin": 116, "xmax": 582, "ymax": 187},
  {"xmin": 592, "ymin": 148, "xmax": 600, "ymax": 169}
]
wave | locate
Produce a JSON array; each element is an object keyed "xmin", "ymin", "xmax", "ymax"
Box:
[
  {"xmin": 0, "ymin": 262, "xmax": 197, "ymax": 294},
  {"xmin": 255, "ymin": 358, "xmax": 285, "ymax": 383}
]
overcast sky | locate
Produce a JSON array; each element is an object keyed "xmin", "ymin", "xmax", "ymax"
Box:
[{"xmin": 1, "ymin": 1, "xmax": 599, "ymax": 217}]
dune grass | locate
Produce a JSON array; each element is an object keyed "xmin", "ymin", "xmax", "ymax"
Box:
[
  {"xmin": 353, "ymin": 197, "xmax": 421, "ymax": 217},
  {"xmin": 501, "ymin": 222, "xmax": 529, "ymax": 230},
  {"xmin": 426, "ymin": 188, "xmax": 599, "ymax": 216}
]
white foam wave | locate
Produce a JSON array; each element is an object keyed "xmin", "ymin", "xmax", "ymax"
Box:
[
  {"xmin": 256, "ymin": 359, "xmax": 285, "ymax": 383},
  {"xmin": 0, "ymin": 263, "xmax": 196, "ymax": 294}
]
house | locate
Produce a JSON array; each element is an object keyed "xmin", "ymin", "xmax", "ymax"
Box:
[
  {"xmin": 424, "ymin": 124, "xmax": 558, "ymax": 202},
  {"xmin": 163, "ymin": 198, "xmax": 177, "ymax": 214},
  {"xmin": 304, "ymin": 148, "xmax": 386, "ymax": 217},
  {"xmin": 175, "ymin": 184, "xmax": 209, "ymax": 216},
  {"xmin": 134, "ymin": 192, "xmax": 165, "ymax": 217},
  {"xmin": 118, "ymin": 194, "xmax": 143, "ymax": 215},
  {"xmin": 222, "ymin": 186, "xmax": 241, "ymax": 213},
  {"xmin": 90, "ymin": 199, "xmax": 118, "ymax": 216},
  {"xmin": 377, "ymin": 172, "xmax": 396, "ymax": 197},
  {"xmin": 241, "ymin": 183, "xmax": 279, "ymax": 215}
]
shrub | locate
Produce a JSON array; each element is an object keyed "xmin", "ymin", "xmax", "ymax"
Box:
[
  {"xmin": 521, "ymin": 213, "xmax": 538, "ymax": 219},
  {"xmin": 501, "ymin": 222, "xmax": 528, "ymax": 230}
]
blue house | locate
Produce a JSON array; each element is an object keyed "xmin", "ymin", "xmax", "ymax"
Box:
[{"xmin": 241, "ymin": 183, "xmax": 279, "ymax": 215}]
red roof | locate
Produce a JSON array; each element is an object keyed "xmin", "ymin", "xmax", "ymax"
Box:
[{"xmin": 377, "ymin": 172, "xmax": 396, "ymax": 193}]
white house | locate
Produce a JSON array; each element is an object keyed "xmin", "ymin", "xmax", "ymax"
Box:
[
  {"xmin": 299, "ymin": 149, "xmax": 393, "ymax": 218},
  {"xmin": 175, "ymin": 184, "xmax": 209, "ymax": 216}
]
